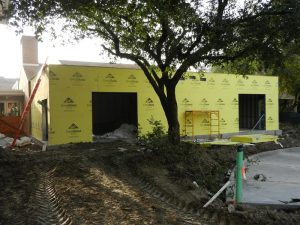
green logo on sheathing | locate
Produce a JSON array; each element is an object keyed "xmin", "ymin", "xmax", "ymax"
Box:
[
  {"xmin": 69, "ymin": 123, "xmax": 78, "ymax": 129},
  {"xmin": 146, "ymin": 98, "xmax": 153, "ymax": 104},
  {"xmin": 127, "ymin": 74, "xmax": 138, "ymax": 82},
  {"xmin": 251, "ymin": 80, "xmax": 259, "ymax": 87},
  {"xmin": 49, "ymin": 71, "xmax": 59, "ymax": 80},
  {"xmin": 267, "ymin": 116, "xmax": 274, "ymax": 123},
  {"xmin": 128, "ymin": 74, "xmax": 136, "ymax": 80},
  {"xmin": 232, "ymin": 98, "xmax": 238, "ymax": 106},
  {"xmin": 104, "ymin": 73, "xmax": 117, "ymax": 82},
  {"xmin": 216, "ymin": 98, "xmax": 225, "ymax": 105},
  {"xmin": 127, "ymin": 74, "xmax": 138, "ymax": 86},
  {"xmin": 62, "ymin": 97, "xmax": 77, "ymax": 106},
  {"xmin": 144, "ymin": 98, "xmax": 154, "ymax": 107},
  {"xmin": 221, "ymin": 79, "xmax": 230, "ymax": 86},
  {"xmin": 264, "ymin": 80, "xmax": 271, "ymax": 87},
  {"xmin": 182, "ymin": 98, "xmax": 189, "ymax": 103},
  {"xmin": 61, "ymin": 98, "xmax": 77, "ymax": 111},
  {"xmin": 106, "ymin": 73, "xmax": 114, "ymax": 79},
  {"xmin": 201, "ymin": 118, "xmax": 210, "ymax": 126},
  {"xmin": 200, "ymin": 98, "xmax": 209, "ymax": 106},
  {"xmin": 67, "ymin": 123, "xmax": 81, "ymax": 133},
  {"xmin": 267, "ymin": 98, "xmax": 273, "ymax": 105},
  {"xmin": 64, "ymin": 98, "xmax": 74, "ymax": 104},
  {"xmin": 186, "ymin": 119, "xmax": 192, "ymax": 125},
  {"xmin": 189, "ymin": 75, "xmax": 197, "ymax": 80},
  {"xmin": 71, "ymin": 72, "xmax": 85, "ymax": 81},
  {"xmin": 182, "ymin": 98, "xmax": 192, "ymax": 106},
  {"xmin": 220, "ymin": 118, "xmax": 227, "ymax": 126}
]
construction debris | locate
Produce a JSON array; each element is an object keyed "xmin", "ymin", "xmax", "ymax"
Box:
[
  {"xmin": 280, "ymin": 199, "xmax": 300, "ymax": 204},
  {"xmin": 253, "ymin": 173, "xmax": 267, "ymax": 182},
  {"xmin": 192, "ymin": 181, "xmax": 200, "ymax": 189},
  {"xmin": 96, "ymin": 124, "xmax": 137, "ymax": 140},
  {"xmin": 0, "ymin": 132, "xmax": 32, "ymax": 148},
  {"xmin": 0, "ymin": 133, "xmax": 13, "ymax": 148},
  {"xmin": 16, "ymin": 136, "xmax": 31, "ymax": 147},
  {"xmin": 118, "ymin": 147, "xmax": 128, "ymax": 152}
]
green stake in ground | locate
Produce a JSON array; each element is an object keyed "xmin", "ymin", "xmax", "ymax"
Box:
[{"xmin": 236, "ymin": 145, "xmax": 244, "ymax": 203}]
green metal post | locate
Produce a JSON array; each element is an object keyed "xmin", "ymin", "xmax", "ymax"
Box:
[{"xmin": 236, "ymin": 145, "xmax": 244, "ymax": 203}]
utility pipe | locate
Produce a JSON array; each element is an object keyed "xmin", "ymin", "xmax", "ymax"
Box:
[
  {"xmin": 236, "ymin": 145, "xmax": 244, "ymax": 203},
  {"xmin": 203, "ymin": 181, "xmax": 231, "ymax": 208}
]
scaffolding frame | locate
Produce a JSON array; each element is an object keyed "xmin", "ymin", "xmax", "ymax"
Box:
[{"xmin": 184, "ymin": 110, "xmax": 220, "ymax": 138}]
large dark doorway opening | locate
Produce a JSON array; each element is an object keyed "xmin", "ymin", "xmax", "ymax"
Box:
[
  {"xmin": 239, "ymin": 94, "xmax": 265, "ymax": 130},
  {"xmin": 92, "ymin": 92, "xmax": 138, "ymax": 135},
  {"xmin": 40, "ymin": 99, "xmax": 48, "ymax": 141}
]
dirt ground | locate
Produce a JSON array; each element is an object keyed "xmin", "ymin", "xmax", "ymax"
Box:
[{"xmin": 1, "ymin": 123, "xmax": 300, "ymax": 225}]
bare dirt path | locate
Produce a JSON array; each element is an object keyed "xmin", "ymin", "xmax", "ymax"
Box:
[
  {"xmin": 0, "ymin": 143, "xmax": 210, "ymax": 225},
  {"xmin": 1, "ymin": 136, "xmax": 300, "ymax": 225}
]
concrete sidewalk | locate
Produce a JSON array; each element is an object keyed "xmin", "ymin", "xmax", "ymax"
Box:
[{"xmin": 242, "ymin": 147, "xmax": 300, "ymax": 206}]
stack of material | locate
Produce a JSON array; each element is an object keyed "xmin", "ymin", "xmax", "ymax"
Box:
[
  {"xmin": 93, "ymin": 124, "xmax": 137, "ymax": 143},
  {"xmin": 230, "ymin": 134, "xmax": 278, "ymax": 143},
  {"xmin": 190, "ymin": 134, "xmax": 279, "ymax": 147}
]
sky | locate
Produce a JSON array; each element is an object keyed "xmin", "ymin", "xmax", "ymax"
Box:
[
  {"xmin": 0, "ymin": 25, "xmax": 21, "ymax": 79},
  {"xmin": 0, "ymin": 24, "xmax": 129, "ymax": 79}
]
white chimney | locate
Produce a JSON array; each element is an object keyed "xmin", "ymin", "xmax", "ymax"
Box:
[{"xmin": 21, "ymin": 35, "xmax": 38, "ymax": 65}]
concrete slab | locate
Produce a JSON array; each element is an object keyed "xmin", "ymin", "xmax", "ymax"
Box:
[
  {"xmin": 243, "ymin": 182, "xmax": 300, "ymax": 205},
  {"xmin": 243, "ymin": 147, "xmax": 300, "ymax": 206}
]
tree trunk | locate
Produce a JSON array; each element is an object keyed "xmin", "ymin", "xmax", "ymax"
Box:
[
  {"xmin": 160, "ymin": 84, "xmax": 180, "ymax": 144},
  {"xmin": 294, "ymin": 91, "xmax": 300, "ymax": 112}
]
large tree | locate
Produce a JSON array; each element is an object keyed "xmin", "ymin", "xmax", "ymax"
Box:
[
  {"xmin": 6, "ymin": 0, "xmax": 300, "ymax": 144},
  {"xmin": 273, "ymin": 44, "xmax": 300, "ymax": 111}
]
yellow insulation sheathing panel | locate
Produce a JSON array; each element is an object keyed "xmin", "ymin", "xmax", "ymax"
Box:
[
  {"xmin": 45, "ymin": 65, "xmax": 278, "ymax": 145},
  {"xmin": 48, "ymin": 66, "xmax": 166, "ymax": 145},
  {"xmin": 48, "ymin": 66, "xmax": 96, "ymax": 144},
  {"xmin": 30, "ymin": 69, "xmax": 50, "ymax": 141},
  {"xmin": 177, "ymin": 73, "xmax": 278, "ymax": 136}
]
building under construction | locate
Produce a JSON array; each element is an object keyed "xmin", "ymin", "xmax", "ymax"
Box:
[{"xmin": 17, "ymin": 36, "xmax": 279, "ymax": 145}]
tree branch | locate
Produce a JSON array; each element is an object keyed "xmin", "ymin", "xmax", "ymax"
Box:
[
  {"xmin": 102, "ymin": 43, "xmax": 164, "ymax": 98},
  {"xmin": 156, "ymin": 17, "xmax": 169, "ymax": 66},
  {"xmin": 165, "ymin": 29, "xmax": 188, "ymax": 66},
  {"xmin": 216, "ymin": 0, "xmax": 228, "ymax": 22}
]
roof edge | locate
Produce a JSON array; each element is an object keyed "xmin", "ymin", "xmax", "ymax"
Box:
[
  {"xmin": 49, "ymin": 60, "xmax": 140, "ymax": 69},
  {"xmin": 0, "ymin": 90, "xmax": 25, "ymax": 96}
]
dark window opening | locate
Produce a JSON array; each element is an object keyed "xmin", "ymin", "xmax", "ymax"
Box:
[
  {"xmin": 239, "ymin": 94, "xmax": 265, "ymax": 130},
  {"xmin": 39, "ymin": 99, "xmax": 48, "ymax": 141},
  {"xmin": 92, "ymin": 92, "xmax": 138, "ymax": 135},
  {"xmin": 42, "ymin": 100, "xmax": 48, "ymax": 141},
  {"xmin": 0, "ymin": 103, "xmax": 4, "ymax": 116}
]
